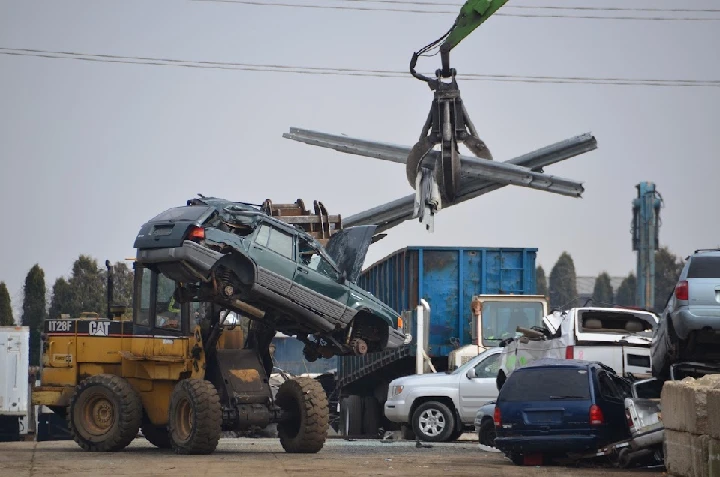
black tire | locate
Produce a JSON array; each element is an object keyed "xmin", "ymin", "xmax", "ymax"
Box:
[
  {"xmin": 142, "ymin": 421, "xmax": 172, "ymax": 449},
  {"xmin": 67, "ymin": 374, "xmax": 142, "ymax": 452},
  {"xmin": 168, "ymin": 379, "xmax": 222, "ymax": 455},
  {"xmin": 362, "ymin": 396, "xmax": 381, "ymax": 437},
  {"xmin": 400, "ymin": 424, "xmax": 416, "ymax": 440},
  {"xmin": 276, "ymin": 377, "xmax": 329, "ymax": 453},
  {"xmin": 340, "ymin": 395, "xmax": 363, "ymax": 437},
  {"xmin": 411, "ymin": 401, "xmax": 455, "ymax": 443},
  {"xmin": 447, "ymin": 427, "xmax": 464, "ymax": 442},
  {"xmin": 478, "ymin": 419, "xmax": 497, "ymax": 447}
]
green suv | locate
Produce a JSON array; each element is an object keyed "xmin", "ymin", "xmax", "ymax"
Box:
[{"xmin": 133, "ymin": 197, "xmax": 406, "ymax": 360}]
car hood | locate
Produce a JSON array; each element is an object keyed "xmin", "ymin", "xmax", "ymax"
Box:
[
  {"xmin": 391, "ymin": 372, "xmax": 458, "ymax": 388},
  {"xmin": 324, "ymin": 225, "xmax": 377, "ymax": 283}
]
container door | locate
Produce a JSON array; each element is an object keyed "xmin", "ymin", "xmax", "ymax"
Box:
[{"xmin": 1, "ymin": 334, "xmax": 24, "ymax": 415}]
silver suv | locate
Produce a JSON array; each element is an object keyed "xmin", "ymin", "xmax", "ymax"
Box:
[{"xmin": 651, "ymin": 249, "xmax": 720, "ymax": 378}]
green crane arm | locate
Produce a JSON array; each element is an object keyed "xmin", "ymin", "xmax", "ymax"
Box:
[{"xmin": 439, "ymin": 0, "xmax": 508, "ymax": 76}]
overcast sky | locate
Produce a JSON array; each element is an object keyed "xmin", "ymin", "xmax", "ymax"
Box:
[{"xmin": 1, "ymin": 0, "xmax": 719, "ymax": 317}]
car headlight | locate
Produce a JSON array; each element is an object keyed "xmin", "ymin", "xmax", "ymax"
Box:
[{"xmin": 391, "ymin": 385, "xmax": 404, "ymax": 397}]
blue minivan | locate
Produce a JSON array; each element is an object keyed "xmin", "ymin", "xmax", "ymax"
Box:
[{"xmin": 493, "ymin": 358, "xmax": 632, "ymax": 465}]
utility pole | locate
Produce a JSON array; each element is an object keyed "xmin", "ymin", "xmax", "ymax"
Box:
[{"xmin": 632, "ymin": 182, "xmax": 662, "ymax": 310}]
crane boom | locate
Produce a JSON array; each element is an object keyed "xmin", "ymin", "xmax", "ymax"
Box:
[{"xmin": 439, "ymin": 0, "xmax": 509, "ymax": 77}]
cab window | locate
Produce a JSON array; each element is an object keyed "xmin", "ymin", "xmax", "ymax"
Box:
[
  {"xmin": 134, "ymin": 267, "xmax": 151, "ymax": 327},
  {"xmin": 155, "ymin": 273, "xmax": 180, "ymax": 330}
]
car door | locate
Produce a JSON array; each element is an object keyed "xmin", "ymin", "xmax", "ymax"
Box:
[
  {"xmin": 686, "ymin": 255, "xmax": 720, "ymax": 314},
  {"xmin": 458, "ymin": 352, "xmax": 501, "ymax": 423},
  {"xmin": 293, "ymin": 236, "xmax": 349, "ymax": 322},
  {"xmin": 247, "ymin": 222, "xmax": 297, "ymax": 295},
  {"xmin": 595, "ymin": 370, "xmax": 631, "ymax": 442}
]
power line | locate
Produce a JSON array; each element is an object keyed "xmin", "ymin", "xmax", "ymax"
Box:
[
  {"xmin": 191, "ymin": 0, "xmax": 720, "ymax": 21},
  {"xmin": 2, "ymin": 47, "xmax": 719, "ymax": 88},
  {"xmin": 344, "ymin": 0, "xmax": 720, "ymax": 14}
]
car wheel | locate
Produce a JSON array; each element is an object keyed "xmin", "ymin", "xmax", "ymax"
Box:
[
  {"xmin": 411, "ymin": 401, "xmax": 455, "ymax": 442},
  {"xmin": 478, "ymin": 419, "xmax": 496, "ymax": 447}
]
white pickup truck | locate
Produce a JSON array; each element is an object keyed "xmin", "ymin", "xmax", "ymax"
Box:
[
  {"xmin": 384, "ymin": 347, "xmax": 502, "ymax": 442},
  {"xmin": 497, "ymin": 307, "xmax": 658, "ymax": 387}
]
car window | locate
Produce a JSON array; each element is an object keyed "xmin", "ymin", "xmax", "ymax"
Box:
[
  {"xmin": 135, "ymin": 267, "xmax": 151, "ymax": 327},
  {"xmin": 688, "ymin": 256, "xmax": 720, "ymax": 279},
  {"xmin": 474, "ymin": 353, "xmax": 501, "ymax": 379},
  {"xmin": 149, "ymin": 205, "xmax": 211, "ymax": 223},
  {"xmin": 500, "ymin": 368, "xmax": 591, "ymax": 401},
  {"xmin": 255, "ymin": 224, "xmax": 294, "ymax": 260},
  {"xmin": 597, "ymin": 371, "xmax": 629, "ymax": 400},
  {"xmin": 298, "ymin": 237, "xmax": 338, "ymax": 280}
]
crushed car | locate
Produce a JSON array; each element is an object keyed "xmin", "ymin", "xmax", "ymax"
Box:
[
  {"xmin": 496, "ymin": 306, "xmax": 657, "ymax": 389},
  {"xmin": 133, "ymin": 196, "xmax": 406, "ymax": 361}
]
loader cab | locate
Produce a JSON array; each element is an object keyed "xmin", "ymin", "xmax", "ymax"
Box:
[{"xmin": 132, "ymin": 264, "xmax": 195, "ymax": 337}]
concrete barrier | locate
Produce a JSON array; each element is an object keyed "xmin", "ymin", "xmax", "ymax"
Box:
[
  {"xmin": 708, "ymin": 389, "xmax": 720, "ymax": 441},
  {"xmin": 662, "ymin": 376, "xmax": 720, "ymax": 436},
  {"xmin": 709, "ymin": 438, "xmax": 720, "ymax": 477},
  {"xmin": 665, "ymin": 430, "xmax": 710, "ymax": 477}
]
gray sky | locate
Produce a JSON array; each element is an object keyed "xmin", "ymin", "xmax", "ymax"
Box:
[{"xmin": 2, "ymin": 0, "xmax": 719, "ymax": 316}]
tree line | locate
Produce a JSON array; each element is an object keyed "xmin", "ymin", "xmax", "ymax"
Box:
[
  {"xmin": 535, "ymin": 246, "xmax": 685, "ymax": 313},
  {"xmin": 0, "ymin": 256, "xmax": 133, "ymax": 365}
]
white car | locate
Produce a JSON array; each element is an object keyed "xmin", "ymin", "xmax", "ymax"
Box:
[{"xmin": 384, "ymin": 347, "xmax": 502, "ymax": 442}]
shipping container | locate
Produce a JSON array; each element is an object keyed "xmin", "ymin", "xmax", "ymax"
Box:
[
  {"xmin": 334, "ymin": 246, "xmax": 538, "ymax": 437},
  {"xmin": 0, "ymin": 326, "xmax": 30, "ymax": 442},
  {"xmin": 357, "ymin": 246, "xmax": 537, "ymax": 357}
]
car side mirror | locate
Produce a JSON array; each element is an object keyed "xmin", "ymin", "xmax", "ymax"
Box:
[{"xmin": 466, "ymin": 368, "xmax": 477, "ymax": 379}]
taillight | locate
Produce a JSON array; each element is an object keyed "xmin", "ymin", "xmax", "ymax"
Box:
[
  {"xmin": 188, "ymin": 226, "xmax": 205, "ymax": 241},
  {"xmin": 565, "ymin": 346, "xmax": 574, "ymax": 359},
  {"xmin": 493, "ymin": 407, "xmax": 502, "ymax": 427},
  {"xmin": 675, "ymin": 281, "xmax": 689, "ymax": 301},
  {"xmin": 625, "ymin": 409, "xmax": 634, "ymax": 428},
  {"xmin": 589, "ymin": 404, "xmax": 604, "ymax": 426}
]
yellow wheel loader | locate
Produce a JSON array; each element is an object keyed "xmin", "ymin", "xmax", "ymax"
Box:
[{"xmin": 32, "ymin": 261, "xmax": 329, "ymax": 454}]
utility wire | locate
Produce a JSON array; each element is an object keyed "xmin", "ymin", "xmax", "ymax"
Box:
[
  {"xmin": 191, "ymin": 0, "xmax": 720, "ymax": 21},
  {"xmin": 2, "ymin": 47, "xmax": 719, "ymax": 88},
  {"xmin": 343, "ymin": 0, "xmax": 720, "ymax": 14}
]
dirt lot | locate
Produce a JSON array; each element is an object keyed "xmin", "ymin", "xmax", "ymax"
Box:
[{"xmin": 0, "ymin": 437, "xmax": 665, "ymax": 477}]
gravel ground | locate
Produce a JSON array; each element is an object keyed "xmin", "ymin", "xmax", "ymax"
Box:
[{"xmin": 0, "ymin": 437, "xmax": 666, "ymax": 477}]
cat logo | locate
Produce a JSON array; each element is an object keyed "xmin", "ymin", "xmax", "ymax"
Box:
[{"xmin": 89, "ymin": 321, "xmax": 110, "ymax": 336}]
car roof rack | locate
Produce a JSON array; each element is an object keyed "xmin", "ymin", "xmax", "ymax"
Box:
[{"xmin": 693, "ymin": 248, "xmax": 720, "ymax": 254}]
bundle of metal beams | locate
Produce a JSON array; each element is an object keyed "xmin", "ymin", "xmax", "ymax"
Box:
[{"xmin": 283, "ymin": 128, "xmax": 597, "ymax": 234}]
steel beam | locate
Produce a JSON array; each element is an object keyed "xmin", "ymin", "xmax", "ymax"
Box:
[
  {"xmin": 342, "ymin": 134, "xmax": 597, "ymax": 232},
  {"xmin": 284, "ymin": 128, "xmax": 588, "ymax": 198}
]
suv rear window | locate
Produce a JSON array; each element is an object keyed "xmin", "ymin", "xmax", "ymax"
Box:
[
  {"xmin": 501, "ymin": 367, "xmax": 591, "ymax": 402},
  {"xmin": 149, "ymin": 205, "xmax": 211, "ymax": 223},
  {"xmin": 688, "ymin": 256, "xmax": 720, "ymax": 279}
]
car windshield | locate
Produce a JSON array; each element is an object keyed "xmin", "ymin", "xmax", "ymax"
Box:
[
  {"xmin": 481, "ymin": 301, "xmax": 545, "ymax": 346},
  {"xmin": 501, "ymin": 367, "xmax": 591, "ymax": 402},
  {"xmin": 149, "ymin": 205, "xmax": 211, "ymax": 223},
  {"xmin": 688, "ymin": 256, "xmax": 720, "ymax": 278},
  {"xmin": 450, "ymin": 350, "xmax": 497, "ymax": 375}
]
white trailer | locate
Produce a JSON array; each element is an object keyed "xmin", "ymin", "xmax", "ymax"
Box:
[{"xmin": 0, "ymin": 326, "xmax": 30, "ymax": 441}]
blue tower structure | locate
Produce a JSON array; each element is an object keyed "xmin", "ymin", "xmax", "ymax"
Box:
[{"xmin": 631, "ymin": 182, "xmax": 663, "ymax": 310}]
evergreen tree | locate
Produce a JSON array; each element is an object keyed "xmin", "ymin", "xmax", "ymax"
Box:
[
  {"xmin": 592, "ymin": 272, "xmax": 614, "ymax": 306},
  {"xmin": 67, "ymin": 255, "xmax": 106, "ymax": 316},
  {"xmin": 0, "ymin": 282, "xmax": 13, "ymax": 326},
  {"xmin": 21, "ymin": 264, "xmax": 47, "ymax": 365},
  {"xmin": 615, "ymin": 273, "xmax": 637, "ymax": 307},
  {"xmin": 536, "ymin": 266, "xmax": 548, "ymax": 297},
  {"xmin": 548, "ymin": 252, "xmax": 578, "ymax": 310},
  {"xmin": 49, "ymin": 277, "xmax": 73, "ymax": 319},
  {"xmin": 654, "ymin": 247, "xmax": 685, "ymax": 312}
]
